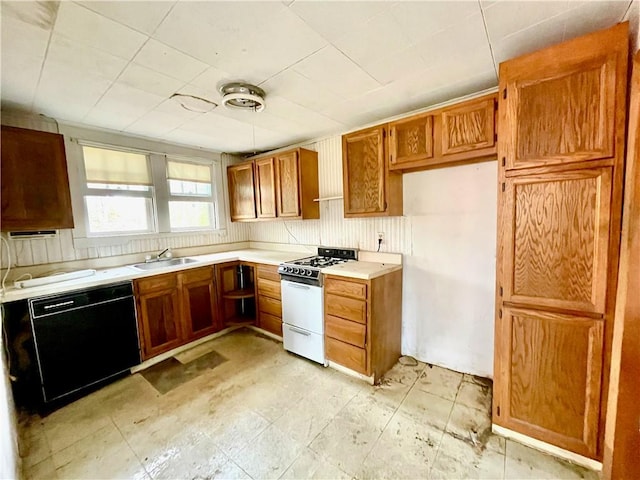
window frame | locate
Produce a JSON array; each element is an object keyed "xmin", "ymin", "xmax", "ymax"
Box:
[{"xmin": 65, "ymin": 135, "xmax": 227, "ymax": 248}]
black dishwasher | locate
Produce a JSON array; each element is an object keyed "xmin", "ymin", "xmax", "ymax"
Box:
[{"xmin": 28, "ymin": 281, "xmax": 141, "ymax": 403}]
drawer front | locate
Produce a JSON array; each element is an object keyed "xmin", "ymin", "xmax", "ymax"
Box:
[
  {"xmin": 259, "ymin": 312, "xmax": 282, "ymax": 336},
  {"xmin": 325, "ymin": 315, "xmax": 366, "ymax": 348},
  {"xmin": 325, "ymin": 278, "xmax": 367, "ymax": 299},
  {"xmin": 283, "ymin": 325, "xmax": 325, "ymax": 364},
  {"xmin": 258, "ymin": 295, "xmax": 282, "ymax": 317},
  {"xmin": 257, "ymin": 278, "xmax": 281, "ymax": 299},
  {"xmin": 325, "ymin": 293, "xmax": 366, "ymax": 324},
  {"xmin": 257, "ymin": 264, "xmax": 280, "ymax": 282},
  {"xmin": 326, "ymin": 337, "xmax": 366, "ymax": 374},
  {"xmin": 135, "ymin": 273, "xmax": 177, "ymax": 294},
  {"xmin": 179, "ymin": 266, "xmax": 213, "ymax": 284}
]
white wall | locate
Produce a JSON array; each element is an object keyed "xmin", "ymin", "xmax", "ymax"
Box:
[{"xmin": 248, "ymin": 136, "xmax": 498, "ymax": 377}]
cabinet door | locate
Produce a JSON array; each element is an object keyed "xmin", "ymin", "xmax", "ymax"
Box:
[
  {"xmin": 181, "ymin": 268, "xmax": 218, "ymax": 340},
  {"xmin": 1, "ymin": 126, "xmax": 74, "ymax": 231},
  {"xmin": 255, "ymin": 157, "xmax": 277, "ymax": 219},
  {"xmin": 440, "ymin": 96, "xmax": 496, "ymax": 158},
  {"xmin": 502, "ymin": 169, "xmax": 612, "ymax": 314},
  {"xmin": 496, "ymin": 307, "xmax": 603, "ymax": 457},
  {"xmin": 388, "ymin": 113, "xmax": 433, "ymax": 170},
  {"xmin": 137, "ymin": 288, "xmax": 182, "ymax": 360},
  {"xmin": 276, "ymin": 151, "xmax": 301, "ymax": 217},
  {"xmin": 500, "ymin": 23, "xmax": 628, "ymax": 170},
  {"xmin": 227, "ymin": 162, "xmax": 256, "ymax": 221},
  {"xmin": 342, "ymin": 126, "xmax": 386, "ymax": 215}
]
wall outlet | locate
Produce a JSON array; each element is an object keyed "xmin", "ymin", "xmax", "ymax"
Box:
[{"xmin": 378, "ymin": 232, "xmax": 384, "ymax": 241}]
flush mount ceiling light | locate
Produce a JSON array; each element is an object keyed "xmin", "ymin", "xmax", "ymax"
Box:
[
  {"xmin": 170, "ymin": 93, "xmax": 217, "ymax": 113},
  {"xmin": 219, "ymin": 82, "xmax": 266, "ymax": 112}
]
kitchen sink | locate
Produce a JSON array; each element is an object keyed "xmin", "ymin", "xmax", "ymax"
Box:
[{"xmin": 130, "ymin": 258, "xmax": 199, "ymax": 271}]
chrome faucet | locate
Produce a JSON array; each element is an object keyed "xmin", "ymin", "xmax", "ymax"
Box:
[{"xmin": 145, "ymin": 248, "xmax": 173, "ymax": 263}]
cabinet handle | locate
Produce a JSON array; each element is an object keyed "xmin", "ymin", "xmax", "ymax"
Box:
[{"xmin": 288, "ymin": 326, "xmax": 310, "ymax": 336}]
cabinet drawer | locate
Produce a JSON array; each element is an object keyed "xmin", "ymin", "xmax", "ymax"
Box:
[
  {"xmin": 135, "ymin": 273, "xmax": 177, "ymax": 294},
  {"xmin": 326, "ymin": 337, "xmax": 367, "ymax": 374},
  {"xmin": 258, "ymin": 295, "xmax": 282, "ymax": 317},
  {"xmin": 325, "ymin": 293, "xmax": 366, "ymax": 324},
  {"xmin": 257, "ymin": 278, "xmax": 281, "ymax": 299},
  {"xmin": 325, "ymin": 277, "xmax": 367, "ymax": 299},
  {"xmin": 259, "ymin": 312, "xmax": 282, "ymax": 336},
  {"xmin": 325, "ymin": 315, "xmax": 365, "ymax": 348},
  {"xmin": 257, "ymin": 264, "xmax": 280, "ymax": 282},
  {"xmin": 179, "ymin": 266, "xmax": 213, "ymax": 284}
]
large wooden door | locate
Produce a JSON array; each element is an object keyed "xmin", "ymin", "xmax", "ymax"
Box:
[
  {"xmin": 181, "ymin": 267, "xmax": 218, "ymax": 340},
  {"xmin": 227, "ymin": 162, "xmax": 256, "ymax": 221},
  {"xmin": 388, "ymin": 113, "xmax": 433, "ymax": 169},
  {"xmin": 342, "ymin": 126, "xmax": 386, "ymax": 215},
  {"xmin": 500, "ymin": 24, "xmax": 627, "ymax": 171},
  {"xmin": 275, "ymin": 151, "xmax": 301, "ymax": 217},
  {"xmin": 255, "ymin": 157, "xmax": 277, "ymax": 219},
  {"xmin": 494, "ymin": 22, "xmax": 628, "ymax": 461},
  {"xmin": 136, "ymin": 288, "xmax": 182, "ymax": 360}
]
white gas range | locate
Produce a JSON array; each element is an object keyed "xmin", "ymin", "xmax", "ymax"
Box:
[{"xmin": 278, "ymin": 247, "xmax": 358, "ymax": 365}]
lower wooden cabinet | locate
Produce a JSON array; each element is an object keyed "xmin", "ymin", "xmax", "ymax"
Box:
[
  {"xmin": 256, "ymin": 264, "xmax": 283, "ymax": 336},
  {"xmin": 324, "ymin": 270, "xmax": 402, "ymax": 382},
  {"xmin": 134, "ymin": 266, "xmax": 219, "ymax": 360}
]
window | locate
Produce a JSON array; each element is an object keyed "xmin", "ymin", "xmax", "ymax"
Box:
[
  {"xmin": 166, "ymin": 159, "xmax": 215, "ymax": 231},
  {"xmin": 77, "ymin": 145, "xmax": 220, "ymax": 238},
  {"xmin": 82, "ymin": 146, "xmax": 155, "ymax": 235}
]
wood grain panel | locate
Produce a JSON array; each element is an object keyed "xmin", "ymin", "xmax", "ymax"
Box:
[
  {"xmin": 504, "ymin": 169, "xmax": 611, "ymax": 313},
  {"xmin": 259, "ymin": 312, "xmax": 282, "ymax": 337},
  {"xmin": 255, "ymin": 157, "xmax": 277, "ymax": 219},
  {"xmin": 504, "ymin": 307, "xmax": 603, "ymax": 456},
  {"xmin": 325, "ymin": 277, "xmax": 367, "ymax": 300},
  {"xmin": 389, "ymin": 113, "xmax": 433, "ymax": 167},
  {"xmin": 256, "ymin": 264, "xmax": 280, "ymax": 281},
  {"xmin": 137, "ymin": 288, "xmax": 182, "ymax": 359},
  {"xmin": 257, "ymin": 278, "xmax": 280, "ymax": 299},
  {"xmin": 326, "ymin": 337, "xmax": 367, "ymax": 374},
  {"xmin": 135, "ymin": 273, "xmax": 177, "ymax": 294},
  {"xmin": 325, "ymin": 293, "xmax": 366, "ymax": 324},
  {"xmin": 183, "ymin": 281, "xmax": 217, "ymax": 337},
  {"xmin": 276, "ymin": 151, "xmax": 301, "ymax": 217},
  {"xmin": 325, "ymin": 315, "xmax": 366, "ymax": 348},
  {"xmin": 441, "ymin": 96, "xmax": 495, "ymax": 155},
  {"xmin": 258, "ymin": 295, "xmax": 281, "ymax": 317},
  {"xmin": 227, "ymin": 162, "xmax": 256, "ymax": 221}
]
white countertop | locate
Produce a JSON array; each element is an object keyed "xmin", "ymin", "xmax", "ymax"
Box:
[{"xmin": 1, "ymin": 248, "xmax": 403, "ymax": 303}]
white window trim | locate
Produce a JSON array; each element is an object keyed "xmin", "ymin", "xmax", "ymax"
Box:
[{"xmin": 64, "ymin": 134, "xmax": 228, "ymax": 249}]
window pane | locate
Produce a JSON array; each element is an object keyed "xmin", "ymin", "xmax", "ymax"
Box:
[
  {"xmin": 86, "ymin": 196, "xmax": 152, "ymax": 233},
  {"xmin": 168, "ymin": 179, "xmax": 212, "ymax": 196},
  {"xmin": 169, "ymin": 201, "xmax": 213, "ymax": 230},
  {"xmin": 88, "ymin": 183, "xmax": 151, "ymax": 192}
]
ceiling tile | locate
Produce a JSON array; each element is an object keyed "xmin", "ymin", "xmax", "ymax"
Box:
[
  {"xmin": 332, "ymin": 11, "xmax": 412, "ymax": 67},
  {"xmin": 1, "ymin": 1, "xmax": 59, "ymax": 31},
  {"xmin": 54, "ymin": 2, "xmax": 147, "ymax": 59},
  {"xmin": 77, "ymin": 1, "xmax": 176, "ymax": 35},
  {"xmin": 289, "ymin": 1, "xmax": 390, "ymax": 43},
  {"xmin": 118, "ymin": 63, "xmax": 186, "ymax": 98},
  {"xmin": 265, "ymin": 96, "xmax": 345, "ymax": 132},
  {"xmin": 210, "ymin": 8, "xmax": 327, "ymax": 84},
  {"xmin": 1, "ymin": 15, "xmax": 51, "ymax": 60},
  {"xmin": 1, "ymin": 54, "xmax": 43, "ymax": 109},
  {"xmin": 482, "ymin": 1, "xmax": 569, "ymax": 42},
  {"xmin": 125, "ymin": 108, "xmax": 194, "ymax": 137},
  {"xmin": 189, "ymin": 66, "xmax": 237, "ymax": 100},
  {"xmin": 390, "ymin": 1, "xmax": 480, "ymax": 45},
  {"xmin": 361, "ymin": 47, "xmax": 428, "ymax": 85},
  {"xmin": 562, "ymin": 1, "xmax": 632, "ymax": 41},
  {"xmin": 153, "ymin": 98, "xmax": 207, "ymax": 121},
  {"xmin": 132, "ymin": 38, "xmax": 209, "ymax": 84},
  {"xmin": 292, "ymin": 46, "xmax": 381, "ymax": 98},
  {"xmin": 259, "ymin": 69, "xmax": 343, "ymax": 112}
]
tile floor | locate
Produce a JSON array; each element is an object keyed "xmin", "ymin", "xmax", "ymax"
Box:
[{"xmin": 20, "ymin": 329, "xmax": 598, "ymax": 480}]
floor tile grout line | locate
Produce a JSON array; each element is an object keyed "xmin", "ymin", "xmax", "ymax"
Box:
[
  {"xmin": 428, "ymin": 377, "xmax": 463, "ymax": 477},
  {"xmin": 109, "ymin": 415, "xmax": 149, "ymax": 477}
]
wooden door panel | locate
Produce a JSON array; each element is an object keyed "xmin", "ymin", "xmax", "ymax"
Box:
[
  {"xmin": 343, "ymin": 126, "xmax": 386, "ymax": 215},
  {"xmin": 139, "ymin": 289, "xmax": 182, "ymax": 359},
  {"xmin": 255, "ymin": 157, "xmax": 277, "ymax": 219},
  {"xmin": 276, "ymin": 151, "xmax": 301, "ymax": 217},
  {"xmin": 227, "ymin": 162, "xmax": 256, "ymax": 221},
  {"xmin": 183, "ymin": 280, "xmax": 217, "ymax": 339},
  {"xmin": 501, "ymin": 307, "xmax": 603, "ymax": 457},
  {"xmin": 441, "ymin": 96, "xmax": 495, "ymax": 156},
  {"xmin": 500, "ymin": 24, "xmax": 627, "ymax": 170},
  {"xmin": 503, "ymin": 169, "xmax": 611, "ymax": 313},
  {"xmin": 389, "ymin": 113, "xmax": 433, "ymax": 168}
]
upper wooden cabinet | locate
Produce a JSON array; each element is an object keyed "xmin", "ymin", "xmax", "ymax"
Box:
[
  {"xmin": 228, "ymin": 148, "xmax": 319, "ymax": 222},
  {"xmin": 227, "ymin": 162, "xmax": 257, "ymax": 221},
  {"xmin": 388, "ymin": 94, "xmax": 497, "ymax": 172},
  {"xmin": 342, "ymin": 125, "xmax": 403, "ymax": 217},
  {"xmin": 499, "ymin": 23, "xmax": 628, "ymax": 170},
  {"xmin": 1, "ymin": 126, "xmax": 74, "ymax": 231}
]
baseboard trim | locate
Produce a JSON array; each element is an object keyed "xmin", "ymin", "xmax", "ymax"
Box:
[
  {"xmin": 327, "ymin": 361, "xmax": 375, "ymax": 385},
  {"xmin": 492, "ymin": 424, "xmax": 602, "ymax": 471}
]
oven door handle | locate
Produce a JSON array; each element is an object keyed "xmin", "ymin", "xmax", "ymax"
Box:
[
  {"xmin": 288, "ymin": 326, "xmax": 311, "ymax": 336},
  {"xmin": 286, "ymin": 283, "xmax": 311, "ymax": 290}
]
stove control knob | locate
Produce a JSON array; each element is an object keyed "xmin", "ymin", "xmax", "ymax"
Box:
[
  {"xmin": 293, "ymin": 268, "xmax": 299, "ymax": 274},
  {"xmin": 305, "ymin": 269, "xmax": 313, "ymax": 277},
  {"xmin": 286, "ymin": 266, "xmax": 293, "ymax": 273}
]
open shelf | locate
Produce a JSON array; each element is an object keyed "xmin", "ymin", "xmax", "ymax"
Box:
[
  {"xmin": 222, "ymin": 288, "xmax": 255, "ymax": 300},
  {"xmin": 224, "ymin": 318, "xmax": 256, "ymax": 328}
]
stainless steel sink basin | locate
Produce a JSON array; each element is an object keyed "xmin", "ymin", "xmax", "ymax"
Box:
[{"xmin": 131, "ymin": 258, "xmax": 199, "ymax": 271}]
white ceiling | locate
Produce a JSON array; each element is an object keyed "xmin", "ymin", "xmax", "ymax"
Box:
[{"xmin": 1, "ymin": 0, "xmax": 634, "ymax": 155}]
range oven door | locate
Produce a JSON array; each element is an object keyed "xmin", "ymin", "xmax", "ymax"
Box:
[{"xmin": 281, "ymin": 280, "xmax": 325, "ymax": 365}]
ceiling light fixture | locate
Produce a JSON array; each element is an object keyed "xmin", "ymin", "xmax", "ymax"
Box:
[
  {"xmin": 220, "ymin": 82, "xmax": 266, "ymax": 112},
  {"xmin": 170, "ymin": 93, "xmax": 217, "ymax": 113}
]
